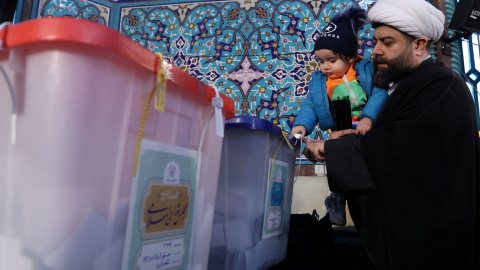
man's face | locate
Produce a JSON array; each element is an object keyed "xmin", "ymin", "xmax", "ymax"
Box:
[{"xmin": 371, "ymin": 25, "xmax": 416, "ymax": 88}]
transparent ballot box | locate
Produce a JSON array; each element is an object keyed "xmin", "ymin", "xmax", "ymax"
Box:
[
  {"xmin": 208, "ymin": 116, "xmax": 299, "ymax": 270},
  {"xmin": 0, "ymin": 18, "xmax": 234, "ymax": 270}
]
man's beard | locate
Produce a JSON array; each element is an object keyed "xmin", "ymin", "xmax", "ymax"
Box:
[{"xmin": 372, "ymin": 52, "xmax": 416, "ymax": 89}]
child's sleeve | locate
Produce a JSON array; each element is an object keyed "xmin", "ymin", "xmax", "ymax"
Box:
[
  {"xmin": 293, "ymin": 72, "xmax": 335, "ymax": 134},
  {"xmin": 355, "ymin": 58, "xmax": 388, "ymax": 121},
  {"xmin": 292, "ymin": 91, "xmax": 319, "ymax": 135},
  {"xmin": 360, "ymin": 85, "xmax": 388, "ymax": 121}
]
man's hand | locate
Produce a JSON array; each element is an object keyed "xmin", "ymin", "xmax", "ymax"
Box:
[
  {"xmin": 302, "ymin": 129, "xmax": 355, "ymax": 163},
  {"xmin": 329, "ymin": 129, "xmax": 356, "ymax": 139},
  {"xmin": 303, "ymin": 140, "xmax": 326, "ymax": 163}
]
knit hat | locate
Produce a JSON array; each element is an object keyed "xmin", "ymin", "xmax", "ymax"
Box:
[
  {"xmin": 314, "ymin": 6, "xmax": 367, "ymax": 57},
  {"xmin": 367, "ymin": 0, "xmax": 445, "ymax": 42}
]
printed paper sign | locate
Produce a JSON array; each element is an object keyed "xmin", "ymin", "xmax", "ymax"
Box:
[
  {"xmin": 136, "ymin": 237, "xmax": 185, "ymax": 270},
  {"xmin": 262, "ymin": 159, "xmax": 289, "ymax": 239},
  {"xmin": 122, "ymin": 140, "xmax": 197, "ymax": 270},
  {"xmin": 140, "ymin": 181, "xmax": 190, "ymax": 238}
]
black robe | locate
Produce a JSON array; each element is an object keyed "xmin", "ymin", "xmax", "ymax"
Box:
[{"xmin": 324, "ymin": 58, "xmax": 480, "ymax": 270}]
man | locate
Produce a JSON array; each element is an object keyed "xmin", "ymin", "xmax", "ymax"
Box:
[{"xmin": 303, "ymin": 0, "xmax": 480, "ymax": 269}]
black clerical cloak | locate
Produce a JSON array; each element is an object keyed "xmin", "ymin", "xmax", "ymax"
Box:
[{"xmin": 324, "ymin": 58, "xmax": 480, "ymax": 270}]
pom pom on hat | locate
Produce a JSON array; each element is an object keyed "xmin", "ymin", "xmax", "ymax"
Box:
[{"xmin": 313, "ymin": 5, "xmax": 367, "ymax": 57}]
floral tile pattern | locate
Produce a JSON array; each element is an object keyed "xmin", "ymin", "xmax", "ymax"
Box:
[
  {"xmin": 37, "ymin": 0, "xmax": 111, "ymax": 25},
  {"xmin": 35, "ymin": 0, "xmax": 377, "ymax": 140}
]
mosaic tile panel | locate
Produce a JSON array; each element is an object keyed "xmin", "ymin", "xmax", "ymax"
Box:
[
  {"xmin": 119, "ymin": 0, "xmax": 376, "ymax": 139},
  {"xmin": 37, "ymin": 0, "xmax": 111, "ymax": 25},
  {"xmin": 33, "ymin": 0, "xmax": 377, "ymax": 139}
]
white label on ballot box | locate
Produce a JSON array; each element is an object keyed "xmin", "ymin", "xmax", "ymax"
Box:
[
  {"xmin": 122, "ymin": 140, "xmax": 198, "ymax": 270},
  {"xmin": 267, "ymin": 210, "xmax": 282, "ymax": 229},
  {"xmin": 136, "ymin": 237, "xmax": 185, "ymax": 269},
  {"xmin": 262, "ymin": 158, "xmax": 289, "ymax": 239}
]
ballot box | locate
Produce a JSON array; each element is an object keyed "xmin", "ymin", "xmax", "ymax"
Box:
[
  {"xmin": 208, "ymin": 116, "xmax": 299, "ymax": 270},
  {"xmin": 0, "ymin": 17, "xmax": 234, "ymax": 270}
]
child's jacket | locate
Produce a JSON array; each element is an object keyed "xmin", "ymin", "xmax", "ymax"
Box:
[
  {"xmin": 293, "ymin": 57, "xmax": 388, "ymax": 135},
  {"xmin": 326, "ymin": 62, "xmax": 367, "ymax": 120}
]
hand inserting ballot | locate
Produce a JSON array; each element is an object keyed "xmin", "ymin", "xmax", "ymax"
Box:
[{"xmin": 301, "ymin": 129, "xmax": 356, "ymax": 163}]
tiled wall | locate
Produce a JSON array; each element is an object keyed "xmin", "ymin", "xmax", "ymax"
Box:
[
  {"xmin": 29, "ymin": 0, "xmax": 377, "ymax": 140},
  {"xmin": 35, "ymin": 0, "xmax": 112, "ymax": 25}
]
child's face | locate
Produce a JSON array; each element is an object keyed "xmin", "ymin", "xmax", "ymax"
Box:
[{"xmin": 315, "ymin": 49, "xmax": 353, "ymax": 79}]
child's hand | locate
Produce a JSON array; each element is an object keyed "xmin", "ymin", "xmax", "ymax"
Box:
[
  {"xmin": 356, "ymin": 118, "xmax": 372, "ymax": 135},
  {"xmin": 291, "ymin": 125, "xmax": 306, "ymax": 136}
]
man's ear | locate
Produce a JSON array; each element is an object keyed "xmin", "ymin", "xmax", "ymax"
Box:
[{"xmin": 413, "ymin": 38, "xmax": 429, "ymax": 55}]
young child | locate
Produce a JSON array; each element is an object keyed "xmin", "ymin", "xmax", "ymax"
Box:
[{"xmin": 291, "ymin": 6, "xmax": 388, "ymax": 226}]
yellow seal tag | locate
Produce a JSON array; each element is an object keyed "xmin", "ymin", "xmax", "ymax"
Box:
[
  {"xmin": 155, "ymin": 53, "xmax": 166, "ymax": 112},
  {"xmin": 281, "ymin": 130, "xmax": 293, "ymax": 150}
]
